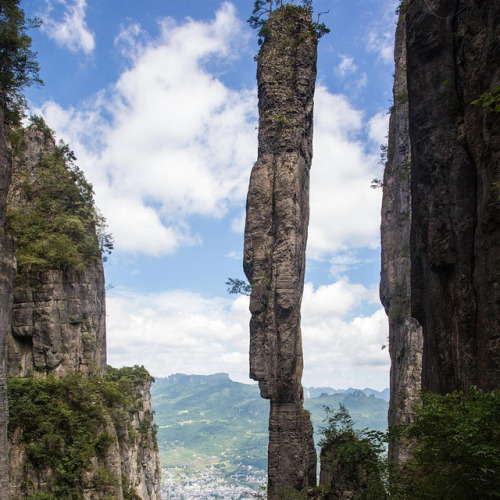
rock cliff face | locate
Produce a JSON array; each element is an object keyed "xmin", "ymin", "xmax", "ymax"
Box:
[
  {"xmin": 243, "ymin": 5, "xmax": 317, "ymax": 496},
  {"xmin": 8, "ymin": 369, "xmax": 162, "ymax": 500},
  {"xmin": 4, "ymin": 123, "xmax": 161, "ymax": 499},
  {"xmin": 7, "ymin": 126, "xmax": 106, "ymax": 377},
  {"xmin": 406, "ymin": 0, "xmax": 500, "ymax": 393},
  {"xmin": 119, "ymin": 378, "xmax": 162, "ymax": 500},
  {"xmin": 8, "ymin": 265, "xmax": 106, "ymax": 377},
  {"xmin": 380, "ymin": 7, "xmax": 422, "ymax": 464},
  {"xmin": 0, "ymin": 106, "xmax": 15, "ymax": 500}
]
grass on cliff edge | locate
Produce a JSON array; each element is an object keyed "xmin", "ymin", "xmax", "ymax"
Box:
[{"xmin": 7, "ymin": 365, "xmax": 155, "ymax": 500}]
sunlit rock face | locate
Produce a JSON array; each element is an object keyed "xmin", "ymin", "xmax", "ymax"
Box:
[
  {"xmin": 4, "ymin": 124, "xmax": 161, "ymax": 500},
  {"xmin": 0, "ymin": 105, "xmax": 15, "ymax": 500},
  {"xmin": 243, "ymin": 5, "xmax": 317, "ymax": 497},
  {"xmin": 406, "ymin": 0, "xmax": 500, "ymax": 393},
  {"xmin": 6, "ymin": 127, "xmax": 107, "ymax": 378},
  {"xmin": 380, "ymin": 6, "xmax": 422, "ymax": 464}
]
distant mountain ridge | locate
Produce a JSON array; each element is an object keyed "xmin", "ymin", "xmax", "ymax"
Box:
[
  {"xmin": 304, "ymin": 385, "xmax": 390, "ymax": 402},
  {"xmin": 151, "ymin": 373, "xmax": 389, "ymax": 475},
  {"xmin": 155, "ymin": 372, "xmax": 390, "ymax": 401}
]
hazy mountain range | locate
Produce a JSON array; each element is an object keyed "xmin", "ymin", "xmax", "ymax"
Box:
[{"xmin": 151, "ymin": 373, "xmax": 389, "ymax": 473}]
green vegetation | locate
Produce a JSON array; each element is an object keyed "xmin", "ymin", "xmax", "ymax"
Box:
[
  {"xmin": 0, "ymin": 0, "xmax": 42, "ymax": 123},
  {"xmin": 7, "ymin": 365, "xmax": 155, "ymax": 499},
  {"xmin": 248, "ymin": 0, "xmax": 329, "ymax": 46},
  {"xmin": 471, "ymin": 86, "xmax": 500, "ymax": 113},
  {"xmin": 6, "ymin": 118, "xmax": 113, "ymax": 279},
  {"xmin": 390, "ymin": 388, "xmax": 500, "ymax": 499},
  {"xmin": 226, "ymin": 277, "xmax": 252, "ymax": 296},
  {"xmin": 319, "ymin": 404, "xmax": 387, "ymax": 500},
  {"xmin": 318, "ymin": 389, "xmax": 500, "ymax": 500},
  {"xmin": 151, "ymin": 373, "xmax": 388, "ymax": 477}
]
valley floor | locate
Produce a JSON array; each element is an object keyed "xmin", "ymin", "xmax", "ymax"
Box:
[{"xmin": 161, "ymin": 465, "xmax": 267, "ymax": 499}]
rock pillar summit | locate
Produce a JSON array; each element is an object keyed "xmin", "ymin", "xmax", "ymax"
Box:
[{"xmin": 243, "ymin": 5, "xmax": 317, "ymax": 496}]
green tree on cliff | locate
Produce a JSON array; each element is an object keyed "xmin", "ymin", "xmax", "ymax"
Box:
[
  {"xmin": 0, "ymin": 0, "xmax": 42, "ymax": 123},
  {"xmin": 248, "ymin": 0, "xmax": 329, "ymax": 42}
]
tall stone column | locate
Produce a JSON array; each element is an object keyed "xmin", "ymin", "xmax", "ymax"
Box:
[
  {"xmin": 243, "ymin": 5, "xmax": 318, "ymax": 496},
  {"xmin": 380, "ymin": 5, "xmax": 422, "ymax": 464}
]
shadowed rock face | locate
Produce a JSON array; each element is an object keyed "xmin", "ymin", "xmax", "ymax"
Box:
[
  {"xmin": 243, "ymin": 6, "xmax": 317, "ymax": 496},
  {"xmin": 380, "ymin": 7, "xmax": 422, "ymax": 464},
  {"xmin": 0, "ymin": 105, "xmax": 15, "ymax": 500},
  {"xmin": 406, "ymin": 0, "xmax": 500, "ymax": 393}
]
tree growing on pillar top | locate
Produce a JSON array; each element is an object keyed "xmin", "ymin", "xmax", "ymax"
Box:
[{"xmin": 248, "ymin": 0, "xmax": 329, "ymax": 44}]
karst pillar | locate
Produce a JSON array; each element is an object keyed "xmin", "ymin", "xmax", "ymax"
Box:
[{"xmin": 243, "ymin": 5, "xmax": 318, "ymax": 497}]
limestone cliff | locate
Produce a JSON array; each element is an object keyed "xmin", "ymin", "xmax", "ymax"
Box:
[
  {"xmin": 406, "ymin": 0, "xmax": 500, "ymax": 393},
  {"xmin": 7, "ymin": 125, "xmax": 106, "ymax": 377},
  {"xmin": 379, "ymin": 5, "xmax": 422, "ymax": 464},
  {"xmin": 4, "ymin": 122, "xmax": 161, "ymax": 499},
  {"xmin": 0, "ymin": 105, "xmax": 15, "ymax": 500},
  {"xmin": 8, "ymin": 366, "xmax": 162, "ymax": 500},
  {"xmin": 243, "ymin": 5, "xmax": 317, "ymax": 496}
]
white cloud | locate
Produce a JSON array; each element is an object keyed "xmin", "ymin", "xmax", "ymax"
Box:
[
  {"xmin": 37, "ymin": 3, "xmax": 258, "ymax": 256},
  {"xmin": 106, "ymin": 289, "xmax": 252, "ymax": 383},
  {"xmin": 37, "ymin": 3, "xmax": 384, "ymax": 263},
  {"xmin": 364, "ymin": 0, "xmax": 399, "ymax": 65},
  {"xmin": 106, "ymin": 279, "xmax": 389, "ymax": 390},
  {"xmin": 355, "ymin": 73, "xmax": 368, "ymax": 89},
  {"xmin": 231, "ymin": 210, "xmax": 246, "ymax": 233},
  {"xmin": 368, "ymin": 111, "xmax": 389, "ymax": 145},
  {"xmin": 366, "ymin": 30, "xmax": 393, "ymax": 64},
  {"xmin": 114, "ymin": 22, "xmax": 148, "ymax": 59},
  {"xmin": 42, "ymin": 0, "xmax": 95, "ymax": 54},
  {"xmin": 335, "ymin": 55, "xmax": 357, "ymax": 78},
  {"xmin": 225, "ymin": 251, "xmax": 242, "ymax": 260},
  {"xmin": 308, "ymin": 86, "xmax": 382, "ymax": 259},
  {"xmin": 328, "ymin": 250, "xmax": 363, "ymax": 278}
]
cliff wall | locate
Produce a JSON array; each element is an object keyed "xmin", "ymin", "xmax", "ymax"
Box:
[
  {"xmin": 8, "ymin": 367, "xmax": 162, "ymax": 500},
  {"xmin": 406, "ymin": 0, "xmax": 500, "ymax": 393},
  {"xmin": 5, "ymin": 122, "xmax": 161, "ymax": 499},
  {"xmin": 7, "ymin": 125, "xmax": 106, "ymax": 378},
  {"xmin": 0, "ymin": 105, "xmax": 15, "ymax": 500},
  {"xmin": 243, "ymin": 5, "xmax": 318, "ymax": 496},
  {"xmin": 380, "ymin": 6, "xmax": 422, "ymax": 463}
]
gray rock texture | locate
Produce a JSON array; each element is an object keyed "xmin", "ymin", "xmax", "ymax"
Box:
[
  {"xmin": 7, "ymin": 126, "xmax": 107, "ymax": 377},
  {"xmin": 8, "ymin": 266, "xmax": 107, "ymax": 377},
  {"xmin": 0, "ymin": 105, "xmax": 15, "ymax": 500},
  {"xmin": 380, "ymin": 6, "xmax": 422, "ymax": 464},
  {"xmin": 406, "ymin": 0, "xmax": 500, "ymax": 393},
  {"xmin": 5, "ymin": 124, "xmax": 161, "ymax": 499},
  {"xmin": 119, "ymin": 378, "xmax": 162, "ymax": 500},
  {"xmin": 243, "ymin": 5, "xmax": 317, "ymax": 496}
]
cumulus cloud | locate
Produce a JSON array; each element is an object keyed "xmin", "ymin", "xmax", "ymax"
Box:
[
  {"xmin": 37, "ymin": 3, "xmax": 384, "ymax": 263},
  {"xmin": 106, "ymin": 279, "xmax": 389, "ymax": 389},
  {"xmin": 335, "ymin": 55, "xmax": 357, "ymax": 78},
  {"xmin": 308, "ymin": 86, "xmax": 382, "ymax": 259},
  {"xmin": 38, "ymin": 3, "xmax": 257, "ymax": 255},
  {"xmin": 106, "ymin": 290, "xmax": 252, "ymax": 382},
  {"xmin": 368, "ymin": 111, "xmax": 389, "ymax": 145},
  {"xmin": 42, "ymin": 0, "xmax": 95, "ymax": 54}
]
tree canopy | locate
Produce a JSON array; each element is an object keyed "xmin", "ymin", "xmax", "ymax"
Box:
[{"xmin": 0, "ymin": 0, "xmax": 42, "ymax": 122}]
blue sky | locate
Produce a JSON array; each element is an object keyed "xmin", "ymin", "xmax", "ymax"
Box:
[{"xmin": 22, "ymin": 0, "xmax": 398, "ymax": 390}]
